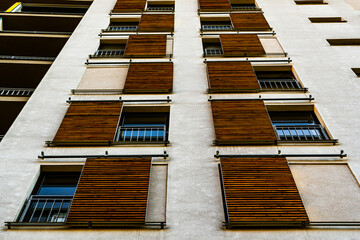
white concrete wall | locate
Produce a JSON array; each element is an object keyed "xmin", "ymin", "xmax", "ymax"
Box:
[{"xmin": 1, "ymin": 0, "xmax": 360, "ymax": 239}]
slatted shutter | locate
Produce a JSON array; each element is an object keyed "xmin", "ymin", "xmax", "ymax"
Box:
[
  {"xmin": 207, "ymin": 61, "xmax": 260, "ymax": 93},
  {"xmin": 67, "ymin": 158, "xmax": 151, "ymax": 222},
  {"xmin": 211, "ymin": 100, "xmax": 277, "ymax": 145},
  {"xmin": 198, "ymin": 0, "xmax": 231, "ymax": 11},
  {"xmin": 123, "ymin": 62, "xmax": 173, "ymax": 93},
  {"xmin": 124, "ymin": 34, "xmax": 167, "ymax": 57},
  {"xmin": 52, "ymin": 102, "xmax": 123, "ymax": 145},
  {"xmin": 231, "ymin": 13, "xmax": 271, "ymax": 31},
  {"xmin": 220, "ymin": 157, "xmax": 309, "ymax": 227},
  {"xmin": 220, "ymin": 34, "xmax": 265, "ymax": 57},
  {"xmin": 138, "ymin": 14, "xmax": 174, "ymax": 32},
  {"xmin": 113, "ymin": 0, "xmax": 146, "ymax": 12}
]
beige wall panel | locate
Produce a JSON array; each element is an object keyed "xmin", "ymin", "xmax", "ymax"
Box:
[
  {"xmin": 259, "ymin": 37, "xmax": 284, "ymax": 55},
  {"xmin": 345, "ymin": 0, "xmax": 360, "ymax": 9},
  {"xmin": 146, "ymin": 164, "xmax": 167, "ymax": 223},
  {"xmin": 77, "ymin": 67, "xmax": 128, "ymax": 90},
  {"xmin": 290, "ymin": 164, "xmax": 360, "ymax": 221}
]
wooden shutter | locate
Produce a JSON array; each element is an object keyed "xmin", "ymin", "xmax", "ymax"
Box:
[
  {"xmin": 198, "ymin": 0, "xmax": 231, "ymax": 11},
  {"xmin": 138, "ymin": 14, "xmax": 174, "ymax": 32},
  {"xmin": 124, "ymin": 34, "xmax": 167, "ymax": 57},
  {"xmin": 220, "ymin": 34, "xmax": 265, "ymax": 57},
  {"xmin": 123, "ymin": 62, "xmax": 173, "ymax": 93},
  {"xmin": 67, "ymin": 158, "xmax": 151, "ymax": 222},
  {"xmin": 113, "ymin": 0, "xmax": 146, "ymax": 12},
  {"xmin": 211, "ymin": 100, "xmax": 277, "ymax": 145},
  {"xmin": 207, "ymin": 61, "xmax": 260, "ymax": 93},
  {"xmin": 52, "ymin": 102, "xmax": 123, "ymax": 145},
  {"xmin": 220, "ymin": 157, "xmax": 309, "ymax": 227},
  {"xmin": 231, "ymin": 13, "xmax": 271, "ymax": 31}
]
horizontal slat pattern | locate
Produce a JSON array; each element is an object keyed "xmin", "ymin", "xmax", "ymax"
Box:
[
  {"xmin": 211, "ymin": 100, "xmax": 277, "ymax": 144},
  {"xmin": 220, "ymin": 34, "xmax": 265, "ymax": 56},
  {"xmin": 67, "ymin": 158, "xmax": 151, "ymax": 222},
  {"xmin": 124, "ymin": 34, "xmax": 167, "ymax": 57},
  {"xmin": 207, "ymin": 61, "xmax": 259, "ymax": 92},
  {"xmin": 124, "ymin": 62, "xmax": 173, "ymax": 93},
  {"xmin": 221, "ymin": 157, "xmax": 309, "ymax": 223},
  {"xmin": 113, "ymin": 0, "xmax": 146, "ymax": 12},
  {"xmin": 53, "ymin": 102, "xmax": 123, "ymax": 142},
  {"xmin": 231, "ymin": 13, "xmax": 271, "ymax": 30},
  {"xmin": 199, "ymin": 0, "xmax": 231, "ymax": 11},
  {"xmin": 139, "ymin": 14, "xmax": 174, "ymax": 32}
]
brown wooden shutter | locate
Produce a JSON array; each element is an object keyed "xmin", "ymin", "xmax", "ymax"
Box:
[
  {"xmin": 220, "ymin": 157, "xmax": 309, "ymax": 227},
  {"xmin": 123, "ymin": 62, "xmax": 173, "ymax": 93},
  {"xmin": 124, "ymin": 34, "xmax": 167, "ymax": 57},
  {"xmin": 113, "ymin": 0, "xmax": 146, "ymax": 12},
  {"xmin": 52, "ymin": 102, "xmax": 123, "ymax": 145},
  {"xmin": 207, "ymin": 61, "xmax": 260, "ymax": 93},
  {"xmin": 67, "ymin": 158, "xmax": 151, "ymax": 222},
  {"xmin": 211, "ymin": 100, "xmax": 277, "ymax": 145},
  {"xmin": 138, "ymin": 14, "xmax": 174, "ymax": 32},
  {"xmin": 231, "ymin": 13, "xmax": 271, "ymax": 31},
  {"xmin": 220, "ymin": 34, "xmax": 265, "ymax": 57},
  {"xmin": 198, "ymin": 0, "xmax": 231, "ymax": 11}
]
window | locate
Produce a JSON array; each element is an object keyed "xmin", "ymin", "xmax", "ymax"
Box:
[
  {"xmin": 231, "ymin": 3, "xmax": 257, "ymax": 10},
  {"xmin": 269, "ymin": 111, "xmax": 330, "ymax": 141},
  {"xmin": 92, "ymin": 42, "xmax": 126, "ymax": 58},
  {"xmin": 254, "ymin": 66, "xmax": 304, "ymax": 90},
  {"xmin": 18, "ymin": 172, "xmax": 80, "ymax": 223},
  {"xmin": 202, "ymin": 39, "xmax": 223, "ymax": 56},
  {"xmin": 8, "ymin": 3, "xmax": 89, "ymax": 14},
  {"xmin": 106, "ymin": 21, "xmax": 139, "ymax": 32},
  {"xmin": 146, "ymin": 2, "xmax": 174, "ymax": 11},
  {"xmin": 294, "ymin": 0, "xmax": 327, "ymax": 4},
  {"xmin": 308, "ymin": 17, "xmax": 346, "ymax": 23},
  {"xmin": 198, "ymin": 0, "xmax": 260, "ymax": 12},
  {"xmin": 327, "ymin": 38, "xmax": 360, "ymax": 46},
  {"xmin": 114, "ymin": 108, "xmax": 169, "ymax": 142},
  {"xmin": 352, "ymin": 68, "xmax": 360, "ymax": 77}
]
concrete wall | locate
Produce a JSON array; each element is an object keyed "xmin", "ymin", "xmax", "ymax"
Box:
[{"xmin": 1, "ymin": 0, "xmax": 360, "ymax": 239}]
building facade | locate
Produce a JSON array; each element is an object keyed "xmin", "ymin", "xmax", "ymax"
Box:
[{"xmin": 1, "ymin": 0, "xmax": 360, "ymax": 239}]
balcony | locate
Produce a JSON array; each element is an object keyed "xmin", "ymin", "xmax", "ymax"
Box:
[
  {"xmin": 19, "ymin": 196, "xmax": 73, "ymax": 223},
  {"xmin": 274, "ymin": 124, "xmax": 330, "ymax": 141},
  {"xmin": 92, "ymin": 49, "xmax": 125, "ymax": 58},
  {"xmin": 114, "ymin": 126, "xmax": 167, "ymax": 142}
]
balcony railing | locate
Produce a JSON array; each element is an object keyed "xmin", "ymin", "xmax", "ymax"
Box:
[
  {"xmin": 258, "ymin": 79, "xmax": 302, "ymax": 90},
  {"xmin": 274, "ymin": 124, "xmax": 329, "ymax": 141},
  {"xmin": 19, "ymin": 196, "xmax": 73, "ymax": 223},
  {"xmin": 0, "ymin": 88, "xmax": 34, "ymax": 97},
  {"xmin": 204, "ymin": 48, "xmax": 223, "ymax": 56},
  {"xmin": 105, "ymin": 25, "xmax": 138, "ymax": 32},
  {"xmin": 147, "ymin": 6, "xmax": 174, "ymax": 11},
  {"xmin": 202, "ymin": 25, "xmax": 233, "ymax": 31},
  {"xmin": 114, "ymin": 126, "xmax": 167, "ymax": 142},
  {"xmin": 92, "ymin": 49, "xmax": 125, "ymax": 58},
  {"xmin": 231, "ymin": 5, "xmax": 259, "ymax": 10}
]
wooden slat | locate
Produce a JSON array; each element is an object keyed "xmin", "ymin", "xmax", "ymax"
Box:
[
  {"xmin": 124, "ymin": 34, "xmax": 167, "ymax": 57},
  {"xmin": 198, "ymin": 0, "xmax": 231, "ymax": 11},
  {"xmin": 231, "ymin": 13, "xmax": 271, "ymax": 31},
  {"xmin": 207, "ymin": 61, "xmax": 259, "ymax": 93},
  {"xmin": 113, "ymin": 0, "xmax": 146, "ymax": 12},
  {"xmin": 220, "ymin": 34, "xmax": 265, "ymax": 57},
  {"xmin": 124, "ymin": 62, "xmax": 173, "ymax": 93},
  {"xmin": 53, "ymin": 102, "xmax": 123, "ymax": 143},
  {"xmin": 67, "ymin": 158, "xmax": 151, "ymax": 222},
  {"xmin": 138, "ymin": 14, "xmax": 174, "ymax": 32},
  {"xmin": 221, "ymin": 157, "xmax": 309, "ymax": 223},
  {"xmin": 211, "ymin": 100, "xmax": 277, "ymax": 145}
]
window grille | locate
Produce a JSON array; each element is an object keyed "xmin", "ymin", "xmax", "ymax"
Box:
[
  {"xmin": 202, "ymin": 25, "xmax": 233, "ymax": 31},
  {"xmin": 258, "ymin": 79, "xmax": 302, "ymax": 90},
  {"xmin": 0, "ymin": 88, "xmax": 34, "ymax": 97},
  {"xmin": 274, "ymin": 124, "xmax": 329, "ymax": 141},
  {"xmin": 114, "ymin": 126, "xmax": 166, "ymax": 142},
  {"xmin": 204, "ymin": 48, "xmax": 223, "ymax": 56},
  {"xmin": 147, "ymin": 6, "xmax": 174, "ymax": 11},
  {"xmin": 106, "ymin": 25, "xmax": 138, "ymax": 32}
]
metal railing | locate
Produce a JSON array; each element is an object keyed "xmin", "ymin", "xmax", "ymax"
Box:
[
  {"xmin": 202, "ymin": 25, "xmax": 233, "ymax": 31},
  {"xmin": 19, "ymin": 196, "xmax": 73, "ymax": 223},
  {"xmin": 92, "ymin": 49, "xmax": 125, "ymax": 58},
  {"xmin": 274, "ymin": 124, "xmax": 329, "ymax": 141},
  {"xmin": 114, "ymin": 126, "xmax": 166, "ymax": 142},
  {"xmin": 0, "ymin": 55, "xmax": 55, "ymax": 61},
  {"xmin": 0, "ymin": 88, "xmax": 34, "ymax": 97},
  {"xmin": 147, "ymin": 6, "xmax": 174, "ymax": 11},
  {"xmin": 204, "ymin": 48, "xmax": 223, "ymax": 56},
  {"xmin": 258, "ymin": 79, "xmax": 302, "ymax": 90},
  {"xmin": 105, "ymin": 25, "xmax": 138, "ymax": 32}
]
